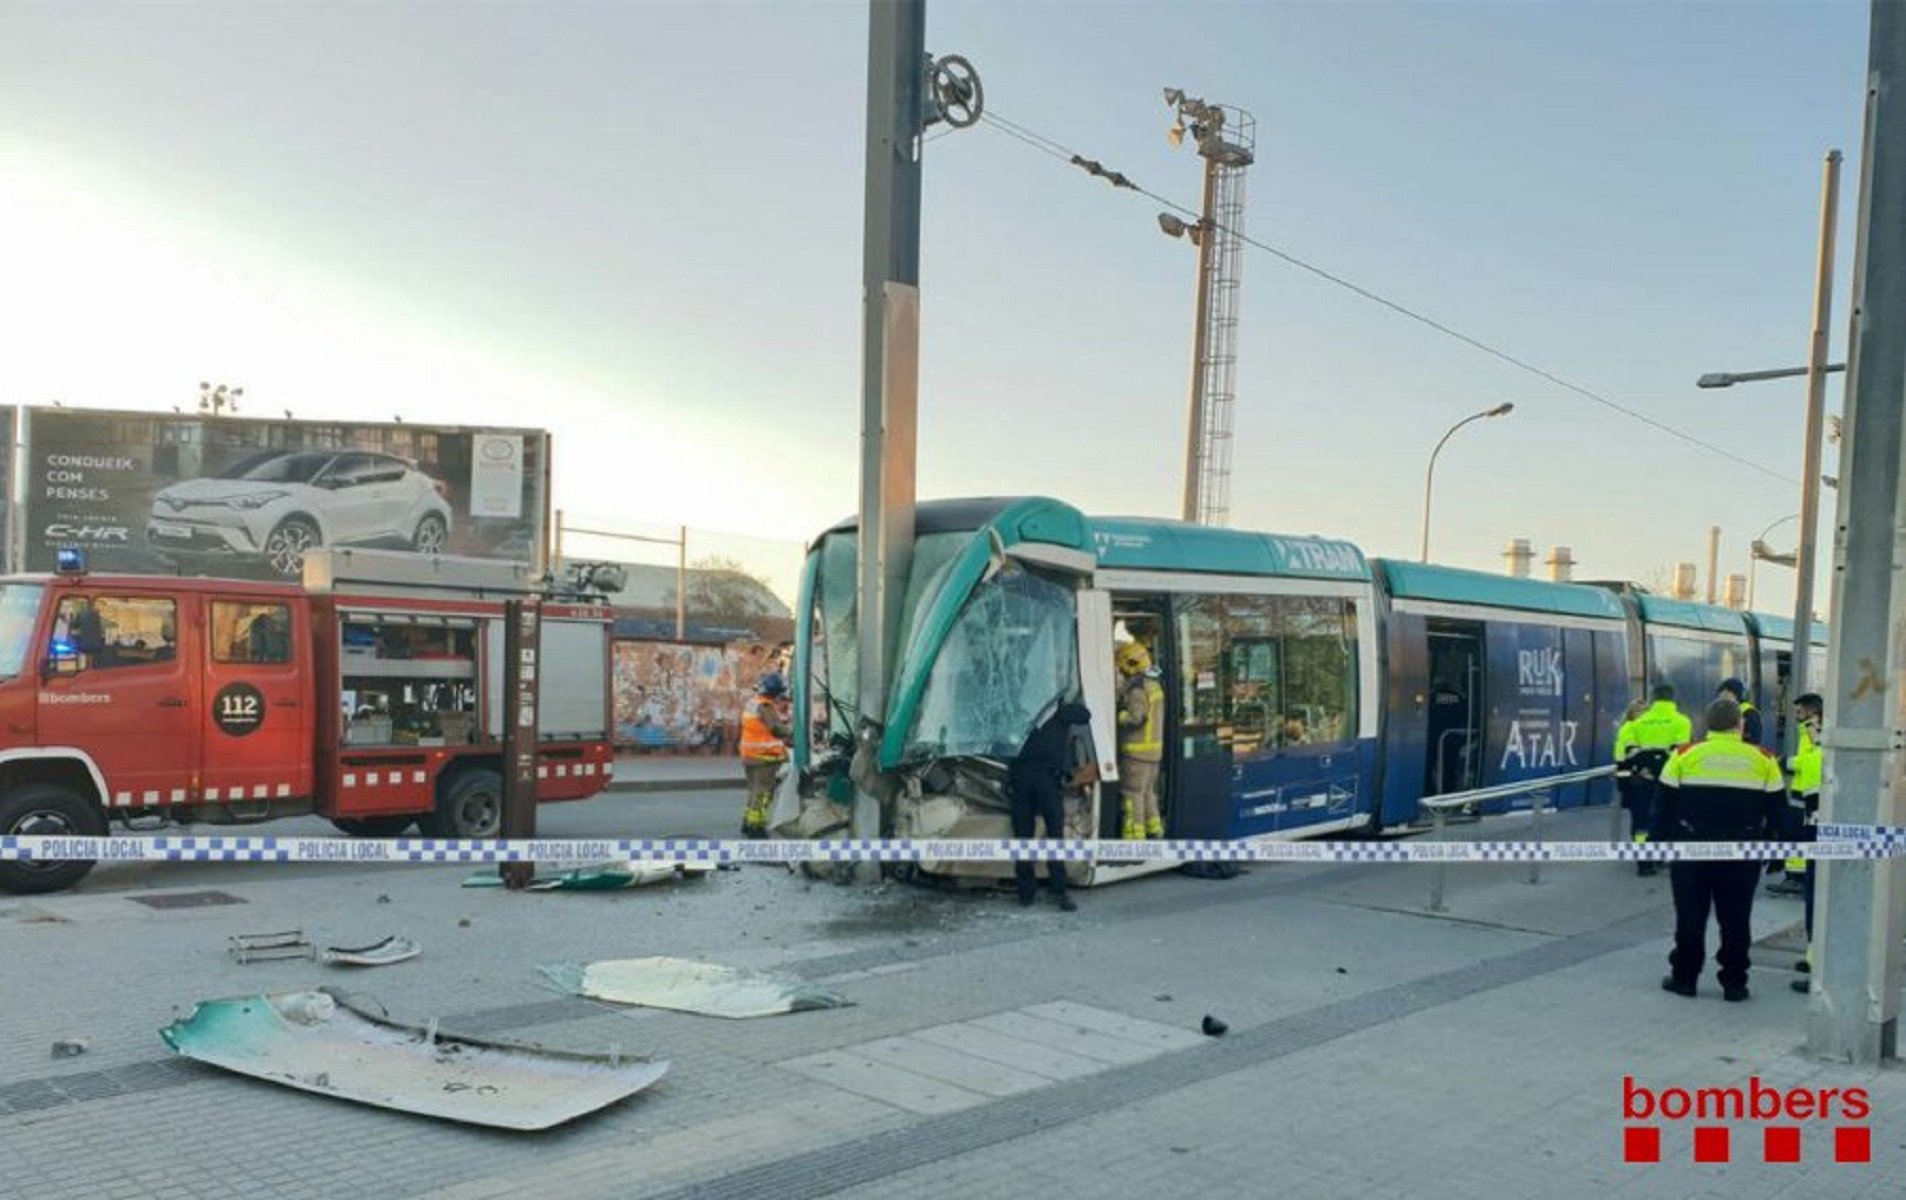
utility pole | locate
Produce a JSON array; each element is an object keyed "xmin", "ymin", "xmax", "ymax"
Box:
[
  {"xmin": 1789, "ymin": 149, "xmax": 1841, "ymax": 738},
  {"xmin": 854, "ymin": 1, "xmax": 980, "ymax": 877},
  {"xmin": 1809, "ymin": 0, "xmax": 1906, "ymax": 1064}
]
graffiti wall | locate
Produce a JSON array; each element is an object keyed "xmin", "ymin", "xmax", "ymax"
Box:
[{"xmin": 612, "ymin": 639, "xmax": 786, "ymax": 753}]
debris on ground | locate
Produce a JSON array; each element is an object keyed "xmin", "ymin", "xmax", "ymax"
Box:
[
  {"xmin": 540, "ymin": 956, "xmax": 851, "ymax": 1019},
  {"xmin": 50, "ymin": 1038, "xmax": 88, "ymax": 1058},
  {"xmin": 322, "ymin": 936, "xmax": 421, "ymax": 967},
  {"xmin": 1201, "ymin": 1015, "xmax": 1228, "ymax": 1037},
  {"xmin": 229, "ymin": 930, "xmax": 315, "ymax": 964},
  {"xmin": 460, "ymin": 861, "xmax": 717, "ymax": 891},
  {"xmin": 159, "ymin": 987, "xmax": 667, "ymax": 1130},
  {"xmin": 1153, "ymin": 994, "xmax": 1173, "ymax": 1002}
]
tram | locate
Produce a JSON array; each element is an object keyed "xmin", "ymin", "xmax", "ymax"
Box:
[{"xmin": 784, "ymin": 497, "xmax": 1824, "ymax": 887}]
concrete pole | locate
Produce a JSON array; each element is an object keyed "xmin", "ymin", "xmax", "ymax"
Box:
[
  {"xmin": 855, "ymin": 0, "xmax": 925, "ymax": 873},
  {"xmin": 676, "ymin": 525, "xmax": 687, "ymax": 641},
  {"xmin": 1788, "ymin": 149, "xmax": 1842, "ymax": 740},
  {"xmin": 1181, "ymin": 157, "xmax": 1220, "ymax": 523},
  {"xmin": 1809, "ymin": 0, "xmax": 1906, "ymax": 1064},
  {"xmin": 1705, "ymin": 526, "xmax": 1721, "ymax": 605}
]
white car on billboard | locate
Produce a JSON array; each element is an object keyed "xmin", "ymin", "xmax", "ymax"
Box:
[{"xmin": 146, "ymin": 450, "xmax": 453, "ymax": 577}]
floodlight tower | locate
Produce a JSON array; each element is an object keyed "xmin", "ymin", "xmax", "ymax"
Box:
[{"xmin": 1161, "ymin": 88, "xmax": 1255, "ymax": 526}]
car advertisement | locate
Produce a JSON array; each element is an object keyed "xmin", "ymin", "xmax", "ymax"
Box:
[{"xmin": 21, "ymin": 408, "xmax": 548, "ymax": 579}]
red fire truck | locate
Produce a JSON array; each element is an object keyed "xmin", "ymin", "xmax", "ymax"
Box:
[{"xmin": 0, "ymin": 549, "xmax": 619, "ymax": 893}]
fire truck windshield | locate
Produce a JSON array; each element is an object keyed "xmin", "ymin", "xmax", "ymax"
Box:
[{"xmin": 0, "ymin": 584, "xmax": 45, "ymax": 680}]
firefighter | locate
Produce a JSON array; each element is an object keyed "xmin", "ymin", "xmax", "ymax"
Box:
[
  {"xmin": 1115, "ymin": 641, "xmax": 1166, "ymax": 840},
  {"xmin": 1614, "ymin": 685, "xmax": 1691, "ymax": 877},
  {"xmin": 1786, "ymin": 693, "xmax": 1825, "ymax": 993},
  {"xmin": 1009, "ymin": 699, "xmax": 1092, "ymax": 911},
  {"xmin": 1655, "ymin": 697, "xmax": 1785, "ymax": 1001},
  {"xmin": 738, "ymin": 673, "xmax": 791, "ymax": 838}
]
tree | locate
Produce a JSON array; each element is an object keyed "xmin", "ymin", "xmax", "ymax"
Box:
[{"xmin": 679, "ymin": 555, "xmax": 776, "ymax": 619}]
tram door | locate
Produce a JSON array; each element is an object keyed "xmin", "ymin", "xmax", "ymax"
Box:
[
  {"xmin": 1105, "ymin": 595, "xmax": 1170, "ymax": 839},
  {"xmin": 1425, "ymin": 622, "xmax": 1485, "ymax": 797},
  {"xmin": 1170, "ymin": 595, "xmax": 1234, "ymax": 838}
]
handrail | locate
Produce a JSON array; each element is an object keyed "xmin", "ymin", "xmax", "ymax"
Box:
[
  {"xmin": 1420, "ymin": 764, "xmax": 1618, "ymax": 912},
  {"xmin": 1419, "ymin": 765, "xmax": 1616, "ymax": 812}
]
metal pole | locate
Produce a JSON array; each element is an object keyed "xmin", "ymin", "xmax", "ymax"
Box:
[
  {"xmin": 856, "ymin": 0, "xmax": 926, "ymax": 879},
  {"xmin": 1420, "ymin": 413, "xmax": 1484, "ymax": 562},
  {"xmin": 1181, "ymin": 157, "xmax": 1220, "ymax": 523},
  {"xmin": 1789, "ymin": 149, "xmax": 1842, "ymax": 743},
  {"xmin": 1705, "ymin": 526, "xmax": 1720, "ymax": 605},
  {"xmin": 676, "ymin": 525, "xmax": 688, "ymax": 641},
  {"xmin": 499, "ymin": 598, "xmax": 542, "ymax": 890},
  {"xmin": 554, "ymin": 509, "xmax": 564, "ymax": 565},
  {"xmin": 1810, "ymin": 0, "xmax": 1906, "ymax": 1063}
]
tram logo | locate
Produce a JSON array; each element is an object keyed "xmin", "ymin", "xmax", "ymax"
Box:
[
  {"xmin": 1622, "ymin": 1075, "xmax": 1871, "ymax": 1164},
  {"xmin": 1516, "ymin": 647, "xmax": 1564, "ymax": 698}
]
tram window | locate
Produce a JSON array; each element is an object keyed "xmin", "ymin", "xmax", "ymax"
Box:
[
  {"xmin": 1182, "ymin": 594, "xmax": 1359, "ymax": 751},
  {"xmin": 901, "ymin": 566, "xmax": 1078, "ymax": 761}
]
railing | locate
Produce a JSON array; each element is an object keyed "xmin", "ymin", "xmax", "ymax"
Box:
[{"xmin": 1418, "ymin": 765, "xmax": 1618, "ymax": 912}]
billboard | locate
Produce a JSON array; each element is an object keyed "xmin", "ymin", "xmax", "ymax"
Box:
[{"xmin": 20, "ymin": 408, "xmax": 548, "ymax": 579}]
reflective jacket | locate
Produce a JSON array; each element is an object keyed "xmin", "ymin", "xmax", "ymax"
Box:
[
  {"xmin": 1653, "ymin": 731, "xmax": 1783, "ymax": 842},
  {"xmin": 1118, "ymin": 675, "xmax": 1164, "ymax": 763},
  {"xmin": 739, "ymin": 693, "xmax": 790, "ymax": 763},
  {"xmin": 1615, "ymin": 700, "xmax": 1692, "ymax": 762},
  {"xmin": 1788, "ymin": 723, "xmax": 1823, "ymax": 812}
]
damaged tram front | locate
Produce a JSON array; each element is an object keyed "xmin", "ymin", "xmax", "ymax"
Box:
[{"xmin": 781, "ymin": 497, "xmax": 1377, "ymax": 888}]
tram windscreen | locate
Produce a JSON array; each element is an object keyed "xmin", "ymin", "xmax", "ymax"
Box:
[
  {"xmin": 900, "ymin": 566, "xmax": 1078, "ymax": 763},
  {"xmin": 810, "ymin": 534, "xmax": 859, "ymax": 741}
]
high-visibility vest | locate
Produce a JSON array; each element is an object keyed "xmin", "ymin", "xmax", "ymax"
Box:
[
  {"xmin": 1656, "ymin": 731, "xmax": 1784, "ymax": 841},
  {"xmin": 1789, "ymin": 725, "xmax": 1823, "ymax": 799},
  {"xmin": 1119, "ymin": 677, "xmax": 1164, "ymax": 762},
  {"xmin": 739, "ymin": 694, "xmax": 788, "ymax": 762}
]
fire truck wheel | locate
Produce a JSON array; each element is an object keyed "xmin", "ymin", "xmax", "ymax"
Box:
[
  {"xmin": 0, "ymin": 783, "xmax": 105, "ymax": 895},
  {"xmin": 331, "ymin": 816, "xmax": 415, "ymax": 837},
  {"xmin": 425, "ymin": 769, "xmax": 503, "ymax": 839}
]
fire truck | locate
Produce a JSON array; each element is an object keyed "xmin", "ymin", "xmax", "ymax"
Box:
[{"xmin": 0, "ymin": 549, "xmax": 620, "ymax": 893}]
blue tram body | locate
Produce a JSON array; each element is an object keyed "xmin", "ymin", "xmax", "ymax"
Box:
[{"xmin": 789, "ymin": 498, "xmax": 1826, "ymax": 879}]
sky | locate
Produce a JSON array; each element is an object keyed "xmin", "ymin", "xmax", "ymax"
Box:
[{"xmin": 0, "ymin": 0, "xmax": 1874, "ymax": 609}]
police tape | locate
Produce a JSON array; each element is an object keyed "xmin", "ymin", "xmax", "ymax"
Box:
[{"xmin": 3, "ymin": 830, "xmax": 1906, "ymax": 866}]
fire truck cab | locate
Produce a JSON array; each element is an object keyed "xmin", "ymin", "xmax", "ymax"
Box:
[{"xmin": 0, "ymin": 549, "xmax": 617, "ymax": 893}]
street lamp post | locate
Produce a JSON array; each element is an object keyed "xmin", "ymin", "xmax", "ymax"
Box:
[
  {"xmin": 1694, "ymin": 148, "xmax": 1841, "ymax": 757},
  {"xmin": 1747, "ymin": 513, "xmax": 1800, "ymax": 609},
  {"xmin": 1419, "ymin": 403, "xmax": 1514, "ymax": 563}
]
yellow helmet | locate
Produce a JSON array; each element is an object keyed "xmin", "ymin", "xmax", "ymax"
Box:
[{"xmin": 1116, "ymin": 642, "xmax": 1152, "ymax": 675}]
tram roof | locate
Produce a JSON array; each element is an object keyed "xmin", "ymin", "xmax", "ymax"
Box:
[
  {"xmin": 1087, "ymin": 517, "xmax": 1370, "ymax": 581},
  {"xmin": 1634, "ymin": 594, "xmax": 1750, "ymax": 636},
  {"xmin": 1379, "ymin": 560, "xmax": 1627, "ymax": 621},
  {"xmin": 1747, "ymin": 613, "xmax": 1830, "ymax": 645}
]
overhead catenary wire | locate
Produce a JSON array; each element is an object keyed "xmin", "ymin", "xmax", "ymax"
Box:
[{"xmin": 978, "ymin": 109, "xmax": 1798, "ymax": 487}]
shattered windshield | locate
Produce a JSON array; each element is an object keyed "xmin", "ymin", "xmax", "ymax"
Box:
[
  {"xmin": 901, "ymin": 566, "xmax": 1077, "ymax": 763},
  {"xmin": 0, "ymin": 584, "xmax": 45, "ymax": 680},
  {"xmin": 811, "ymin": 533, "xmax": 858, "ymax": 741}
]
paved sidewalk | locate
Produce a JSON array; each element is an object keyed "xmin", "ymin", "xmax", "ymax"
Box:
[
  {"xmin": 609, "ymin": 755, "xmax": 744, "ymax": 793},
  {"xmin": 1, "ymin": 807, "xmax": 1900, "ymax": 1199}
]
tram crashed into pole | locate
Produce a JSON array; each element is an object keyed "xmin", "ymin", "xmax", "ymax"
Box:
[{"xmin": 781, "ymin": 498, "xmax": 1824, "ymax": 887}]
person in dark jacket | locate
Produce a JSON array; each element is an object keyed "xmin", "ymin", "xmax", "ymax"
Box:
[
  {"xmin": 1009, "ymin": 700, "xmax": 1092, "ymax": 911},
  {"xmin": 1716, "ymin": 678, "xmax": 1764, "ymax": 747},
  {"xmin": 1655, "ymin": 697, "xmax": 1785, "ymax": 1001}
]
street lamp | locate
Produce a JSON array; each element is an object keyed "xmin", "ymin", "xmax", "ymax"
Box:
[
  {"xmin": 1696, "ymin": 364, "xmax": 1844, "ymax": 389},
  {"xmin": 1420, "ymin": 402, "xmax": 1514, "ymax": 563},
  {"xmin": 1747, "ymin": 513, "xmax": 1800, "ymax": 608}
]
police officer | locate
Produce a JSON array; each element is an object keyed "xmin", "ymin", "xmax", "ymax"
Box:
[
  {"xmin": 1716, "ymin": 678, "xmax": 1764, "ymax": 746},
  {"xmin": 737, "ymin": 673, "xmax": 791, "ymax": 838},
  {"xmin": 1614, "ymin": 684, "xmax": 1691, "ymax": 877},
  {"xmin": 1785, "ymin": 693, "xmax": 1825, "ymax": 993},
  {"xmin": 1009, "ymin": 699, "xmax": 1092, "ymax": 911},
  {"xmin": 1655, "ymin": 697, "xmax": 1785, "ymax": 1001}
]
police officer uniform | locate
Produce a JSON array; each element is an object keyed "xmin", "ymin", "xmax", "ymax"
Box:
[
  {"xmin": 1009, "ymin": 701, "xmax": 1091, "ymax": 911},
  {"xmin": 1655, "ymin": 699, "xmax": 1784, "ymax": 1001},
  {"xmin": 1614, "ymin": 689, "xmax": 1692, "ymax": 876}
]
